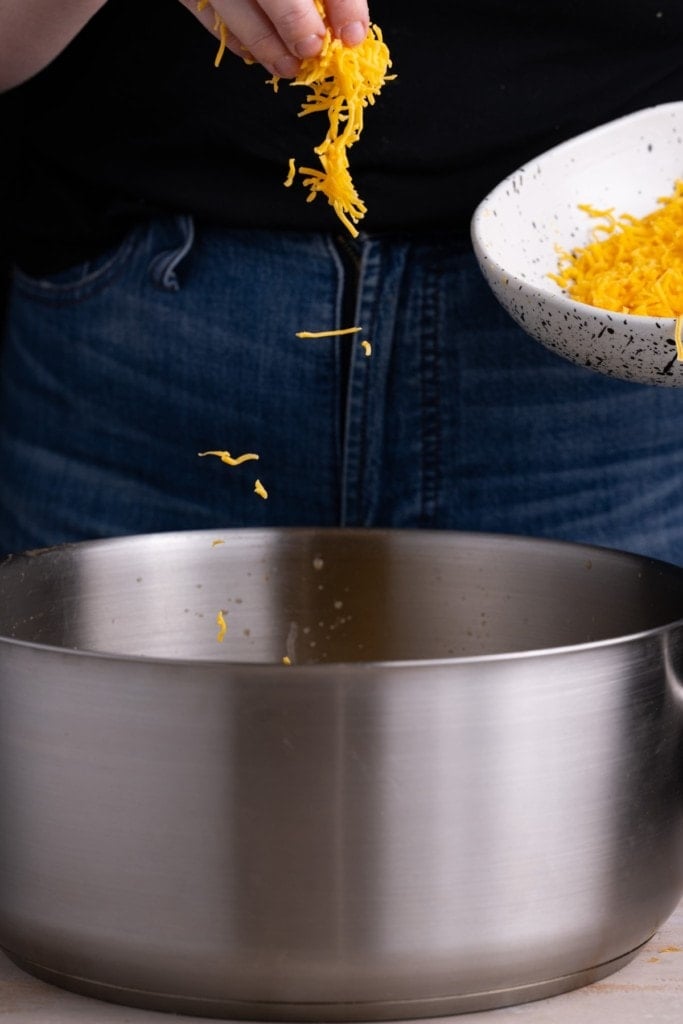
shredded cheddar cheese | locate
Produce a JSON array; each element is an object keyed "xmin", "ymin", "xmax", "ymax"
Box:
[
  {"xmin": 200, "ymin": 0, "xmax": 394, "ymax": 235},
  {"xmin": 282, "ymin": 655, "xmax": 292, "ymax": 665},
  {"xmin": 552, "ymin": 181, "xmax": 683, "ymax": 360},
  {"xmin": 197, "ymin": 0, "xmax": 229, "ymax": 66},
  {"xmin": 286, "ymin": 2, "xmax": 394, "ymax": 237},
  {"xmin": 216, "ymin": 609, "xmax": 227, "ymax": 642},
  {"xmin": 198, "ymin": 450, "xmax": 259, "ymax": 466},
  {"xmin": 284, "ymin": 157, "xmax": 297, "ymax": 187},
  {"xmin": 199, "ymin": 449, "xmax": 265, "ymax": 502},
  {"xmin": 295, "ymin": 324, "xmax": 372, "ymax": 355},
  {"xmin": 296, "ymin": 326, "xmax": 362, "ymax": 338}
]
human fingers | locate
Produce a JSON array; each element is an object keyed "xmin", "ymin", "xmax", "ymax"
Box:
[
  {"xmin": 321, "ymin": 0, "xmax": 369, "ymax": 47},
  {"xmin": 179, "ymin": 1, "xmax": 370, "ymax": 78},
  {"xmin": 209, "ymin": 0, "xmax": 327, "ymax": 76},
  {"xmin": 224, "ymin": 0, "xmax": 371, "ymax": 60}
]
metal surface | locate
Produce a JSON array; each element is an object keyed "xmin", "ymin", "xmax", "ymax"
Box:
[{"xmin": 0, "ymin": 527, "xmax": 682, "ymax": 1020}]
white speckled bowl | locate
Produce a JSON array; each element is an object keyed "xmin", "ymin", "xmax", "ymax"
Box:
[{"xmin": 471, "ymin": 101, "xmax": 683, "ymax": 386}]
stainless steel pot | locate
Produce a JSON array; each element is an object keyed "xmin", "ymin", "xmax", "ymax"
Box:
[{"xmin": 0, "ymin": 528, "xmax": 682, "ymax": 1020}]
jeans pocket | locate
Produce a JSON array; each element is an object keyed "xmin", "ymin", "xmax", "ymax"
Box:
[{"xmin": 11, "ymin": 228, "xmax": 141, "ymax": 306}]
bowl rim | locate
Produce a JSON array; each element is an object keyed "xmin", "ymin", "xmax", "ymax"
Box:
[{"xmin": 470, "ymin": 100, "xmax": 683, "ymax": 330}]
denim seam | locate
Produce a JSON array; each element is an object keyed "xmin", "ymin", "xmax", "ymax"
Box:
[
  {"xmin": 11, "ymin": 231, "xmax": 140, "ymax": 307},
  {"xmin": 419, "ymin": 253, "xmax": 443, "ymax": 526},
  {"xmin": 340, "ymin": 238, "xmax": 380, "ymax": 526},
  {"xmin": 148, "ymin": 215, "xmax": 196, "ymax": 291},
  {"xmin": 324, "ymin": 233, "xmax": 351, "ymax": 515}
]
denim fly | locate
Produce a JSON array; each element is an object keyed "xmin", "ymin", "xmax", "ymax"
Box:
[{"xmin": 1, "ymin": 217, "xmax": 682, "ymax": 562}]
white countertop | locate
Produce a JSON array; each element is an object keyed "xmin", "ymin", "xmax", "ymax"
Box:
[{"xmin": 1, "ymin": 899, "xmax": 681, "ymax": 1023}]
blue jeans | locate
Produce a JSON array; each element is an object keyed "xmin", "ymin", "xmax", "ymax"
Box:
[{"xmin": 1, "ymin": 215, "xmax": 682, "ymax": 561}]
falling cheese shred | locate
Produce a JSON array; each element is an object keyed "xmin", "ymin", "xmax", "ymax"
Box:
[
  {"xmin": 551, "ymin": 180, "xmax": 683, "ymax": 360},
  {"xmin": 216, "ymin": 609, "xmax": 227, "ymax": 642},
  {"xmin": 296, "ymin": 326, "xmax": 362, "ymax": 338},
  {"xmin": 254, "ymin": 479, "xmax": 268, "ymax": 499},
  {"xmin": 198, "ymin": 450, "xmax": 259, "ymax": 466},
  {"xmin": 197, "ymin": 0, "xmax": 229, "ymax": 66},
  {"xmin": 284, "ymin": 157, "xmax": 297, "ymax": 187}
]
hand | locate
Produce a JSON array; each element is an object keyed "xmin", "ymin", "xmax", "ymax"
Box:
[{"xmin": 178, "ymin": 0, "xmax": 370, "ymax": 78}]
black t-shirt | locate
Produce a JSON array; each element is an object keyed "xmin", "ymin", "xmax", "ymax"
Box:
[{"xmin": 2, "ymin": 0, "xmax": 683, "ymax": 272}]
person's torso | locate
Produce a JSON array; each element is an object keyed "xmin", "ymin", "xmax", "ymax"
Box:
[{"xmin": 3, "ymin": 0, "xmax": 683, "ymax": 271}]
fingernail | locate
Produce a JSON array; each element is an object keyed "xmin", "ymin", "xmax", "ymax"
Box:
[
  {"xmin": 340, "ymin": 21, "xmax": 367, "ymax": 46},
  {"xmin": 273, "ymin": 54, "xmax": 300, "ymax": 78},
  {"xmin": 294, "ymin": 34, "xmax": 324, "ymax": 59}
]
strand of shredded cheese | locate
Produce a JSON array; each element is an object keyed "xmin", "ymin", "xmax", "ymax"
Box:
[
  {"xmin": 296, "ymin": 326, "xmax": 362, "ymax": 338},
  {"xmin": 198, "ymin": 450, "xmax": 259, "ymax": 465},
  {"xmin": 284, "ymin": 157, "xmax": 297, "ymax": 187},
  {"xmin": 197, "ymin": 0, "xmax": 229, "ymax": 66},
  {"xmin": 216, "ymin": 609, "xmax": 227, "ymax": 642},
  {"xmin": 295, "ymin": 325, "xmax": 372, "ymax": 355},
  {"xmin": 552, "ymin": 180, "xmax": 683, "ymax": 360}
]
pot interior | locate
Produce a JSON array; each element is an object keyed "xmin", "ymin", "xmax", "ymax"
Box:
[{"xmin": 0, "ymin": 529, "xmax": 682, "ymax": 663}]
